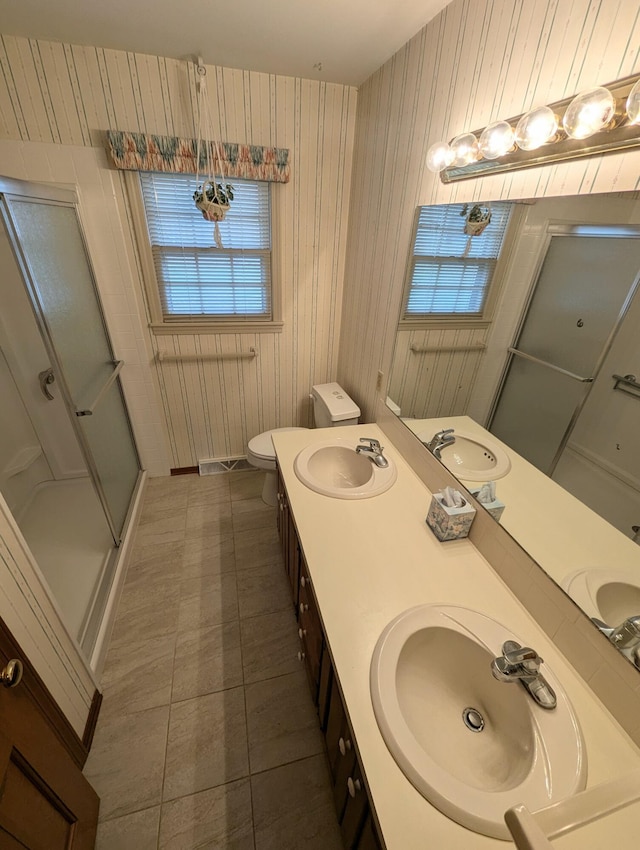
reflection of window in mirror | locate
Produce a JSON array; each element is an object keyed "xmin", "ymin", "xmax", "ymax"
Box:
[{"xmin": 400, "ymin": 202, "xmax": 518, "ymax": 327}]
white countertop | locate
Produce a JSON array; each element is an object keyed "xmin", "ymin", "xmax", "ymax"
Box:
[
  {"xmin": 402, "ymin": 415, "xmax": 640, "ymax": 588},
  {"xmin": 273, "ymin": 423, "xmax": 640, "ymax": 849}
]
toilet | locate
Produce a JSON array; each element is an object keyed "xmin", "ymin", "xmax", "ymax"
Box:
[{"xmin": 247, "ymin": 382, "xmax": 360, "ymax": 505}]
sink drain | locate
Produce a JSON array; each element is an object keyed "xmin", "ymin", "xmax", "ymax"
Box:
[{"xmin": 462, "ymin": 707, "xmax": 485, "ymax": 732}]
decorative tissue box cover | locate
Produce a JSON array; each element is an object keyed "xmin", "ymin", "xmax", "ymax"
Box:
[
  {"xmin": 426, "ymin": 493, "xmax": 476, "ymax": 541},
  {"xmin": 469, "ymin": 488, "xmax": 506, "ymax": 522}
]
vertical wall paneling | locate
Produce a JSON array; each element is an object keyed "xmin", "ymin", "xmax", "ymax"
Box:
[
  {"xmin": 337, "ymin": 0, "xmax": 640, "ymax": 423},
  {"xmin": 0, "ymin": 37, "xmax": 358, "ymax": 468}
]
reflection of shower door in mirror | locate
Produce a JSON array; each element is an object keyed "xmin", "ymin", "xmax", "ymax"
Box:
[
  {"xmin": 489, "ymin": 229, "xmax": 640, "ymax": 475},
  {"xmin": 1, "ymin": 190, "xmax": 140, "ymax": 542}
]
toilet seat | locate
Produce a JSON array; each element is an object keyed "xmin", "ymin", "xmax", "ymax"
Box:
[{"xmin": 247, "ymin": 427, "xmax": 308, "ymax": 470}]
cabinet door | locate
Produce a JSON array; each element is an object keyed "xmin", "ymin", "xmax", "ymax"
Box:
[
  {"xmin": 341, "ymin": 758, "xmax": 369, "ymax": 850},
  {"xmin": 356, "ymin": 813, "xmax": 383, "ymax": 850}
]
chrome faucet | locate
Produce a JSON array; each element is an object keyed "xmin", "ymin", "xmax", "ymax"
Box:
[
  {"xmin": 355, "ymin": 437, "xmax": 389, "ymax": 468},
  {"xmin": 423, "ymin": 428, "xmax": 456, "ymax": 459},
  {"xmin": 592, "ymin": 616, "xmax": 640, "ymax": 667},
  {"xmin": 491, "ymin": 640, "xmax": 557, "ymax": 709}
]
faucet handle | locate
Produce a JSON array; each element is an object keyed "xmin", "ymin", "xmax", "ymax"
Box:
[
  {"xmin": 502, "ymin": 641, "xmax": 542, "ymax": 667},
  {"xmin": 358, "ymin": 437, "xmax": 381, "ymax": 450}
]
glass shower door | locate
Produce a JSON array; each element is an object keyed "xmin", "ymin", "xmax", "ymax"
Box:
[
  {"xmin": 3, "ymin": 196, "xmax": 140, "ymax": 542},
  {"xmin": 490, "ymin": 231, "xmax": 640, "ymax": 473}
]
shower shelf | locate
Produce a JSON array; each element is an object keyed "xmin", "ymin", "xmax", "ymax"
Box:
[{"xmin": 1, "ymin": 445, "xmax": 43, "ymax": 480}]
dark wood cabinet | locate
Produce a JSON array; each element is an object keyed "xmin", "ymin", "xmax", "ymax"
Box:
[{"xmin": 276, "ymin": 465, "xmax": 384, "ymax": 850}]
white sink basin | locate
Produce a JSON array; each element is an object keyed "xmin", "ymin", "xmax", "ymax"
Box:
[
  {"xmin": 370, "ymin": 605, "xmax": 586, "ymax": 839},
  {"xmin": 294, "ymin": 438, "xmax": 397, "ymax": 499},
  {"xmin": 562, "ymin": 569, "xmax": 640, "ymax": 625},
  {"xmin": 437, "ymin": 431, "xmax": 511, "ymax": 481}
]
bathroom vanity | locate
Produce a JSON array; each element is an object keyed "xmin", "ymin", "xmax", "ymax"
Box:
[{"xmin": 272, "ymin": 424, "xmax": 640, "ymax": 849}]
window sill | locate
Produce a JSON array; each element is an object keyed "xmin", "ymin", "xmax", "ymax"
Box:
[
  {"xmin": 150, "ymin": 321, "xmax": 284, "ymax": 335},
  {"xmin": 399, "ymin": 318, "xmax": 491, "ymax": 330}
]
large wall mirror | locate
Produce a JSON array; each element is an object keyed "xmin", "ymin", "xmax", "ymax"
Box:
[{"xmin": 386, "ymin": 191, "xmax": 640, "ymax": 668}]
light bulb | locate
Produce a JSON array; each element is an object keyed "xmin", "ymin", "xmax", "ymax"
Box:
[
  {"xmin": 562, "ymin": 87, "xmax": 616, "ymax": 139},
  {"xmin": 626, "ymin": 78, "xmax": 640, "ymax": 125},
  {"xmin": 478, "ymin": 121, "xmax": 515, "ymax": 159},
  {"xmin": 515, "ymin": 106, "xmax": 559, "ymax": 150},
  {"xmin": 449, "ymin": 133, "xmax": 479, "ymax": 166},
  {"xmin": 426, "ymin": 141, "xmax": 454, "ymax": 172}
]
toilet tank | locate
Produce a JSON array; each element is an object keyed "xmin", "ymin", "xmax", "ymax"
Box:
[{"xmin": 311, "ymin": 382, "xmax": 360, "ymax": 427}]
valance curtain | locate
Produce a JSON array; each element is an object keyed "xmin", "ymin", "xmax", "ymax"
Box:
[{"xmin": 106, "ymin": 130, "xmax": 290, "ymax": 183}]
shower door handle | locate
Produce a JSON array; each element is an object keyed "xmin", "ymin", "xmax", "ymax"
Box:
[
  {"xmin": 75, "ymin": 361, "xmax": 124, "ymax": 416},
  {"xmin": 38, "ymin": 367, "xmax": 55, "ymax": 400}
]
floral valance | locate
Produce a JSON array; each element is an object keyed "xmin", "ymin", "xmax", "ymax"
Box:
[{"xmin": 106, "ymin": 130, "xmax": 290, "ymax": 183}]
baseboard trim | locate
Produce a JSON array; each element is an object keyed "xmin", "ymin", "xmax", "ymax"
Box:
[{"xmin": 82, "ymin": 689, "xmax": 103, "ymax": 752}]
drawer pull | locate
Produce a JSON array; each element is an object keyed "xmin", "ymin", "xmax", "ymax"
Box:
[
  {"xmin": 347, "ymin": 777, "xmax": 362, "ymax": 798},
  {"xmin": 339, "ymin": 737, "xmax": 352, "ymax": 756},
  {"xmin": 297, "ymin": 650, "xmax": 306, "ymax": 662},
  {"xmin": 299, "ymin": 602, "xmax": 309, "ymax": 614},
  {"xmin": 298, "ymin": 628, "xmax": 307, "ymax": 639}
]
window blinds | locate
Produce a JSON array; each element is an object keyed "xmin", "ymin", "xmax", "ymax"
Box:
[
  {"xmin": 404, "ymin": 203, "xmax": 512, "ymax": 317},
  {"xmin": 139, "ymin": 172, "xmax": 272, "ymax": 320}
]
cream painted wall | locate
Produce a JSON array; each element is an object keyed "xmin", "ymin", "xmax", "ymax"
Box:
[
  {"xmin": 338, "ymin": 0, "xmax": 640, "ymax": 420},
  {"xmin": 0, "ymin": 36, "xmax": 358, "ymax": 468}
]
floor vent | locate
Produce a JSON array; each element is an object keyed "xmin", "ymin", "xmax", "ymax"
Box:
[{"xmin": 198, "ymin": 457, "xmax": 252, "ymax": 476}]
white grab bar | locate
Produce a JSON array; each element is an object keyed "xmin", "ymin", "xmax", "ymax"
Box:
[{"xmin": 157, "ymin": 347, "xmax": 258, "ymax": 363}]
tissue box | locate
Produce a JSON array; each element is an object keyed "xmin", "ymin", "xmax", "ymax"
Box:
[
  {"xmin": 469, "ymin": 488, "xmax": 506, "ymax": 522},
  {"xmin": 426, "ymin": 493, "xmax": 476, "ymax": 541}
]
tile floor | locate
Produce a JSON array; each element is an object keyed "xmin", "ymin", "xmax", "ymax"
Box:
[{"xmin": 84, "ymin": 470, "xmax": 343, "ymax": 850}]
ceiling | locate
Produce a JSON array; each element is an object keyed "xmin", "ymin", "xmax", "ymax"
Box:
[{"xmin": 0, "ymin": 0, "xmax": 451, "ymax": 87}]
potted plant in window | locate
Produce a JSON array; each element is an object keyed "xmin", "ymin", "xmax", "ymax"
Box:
[{"xmin": 193, "ymin": 180, "xmax": 234, "ymax": 222}]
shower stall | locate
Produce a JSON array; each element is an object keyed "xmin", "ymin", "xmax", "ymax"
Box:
[{"xmin": 0, "ymin": 176, "xmax": 142, "ymax": 669}]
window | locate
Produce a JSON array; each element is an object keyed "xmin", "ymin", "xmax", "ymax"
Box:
[
  {"xmin": 136, "ymin": 172, "xmax": 275, "ymax": 328},
  {"xmin": 402, "ymin": 202, "xmax": 512, "ymax": 321}
]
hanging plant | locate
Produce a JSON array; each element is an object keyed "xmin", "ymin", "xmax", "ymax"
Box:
[
  {"xmin": 193, "ymin": 59, "xmax": 232, "ymax": 245},
  {"xmin": 461, "ymin": 203, "xmax": 492, "ymax": 236},
  {"xmin": 193, "ymin": 180, "xmax": 235, "ymax": 222}
]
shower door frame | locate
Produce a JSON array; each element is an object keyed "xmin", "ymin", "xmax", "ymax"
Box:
[
  {"xmin": 487, "ymin": 222, "xmax": 640, "ymax": 475},
  {"xmin": 0, "ymin": 176, "xmax": 142, "ymax": 545}
]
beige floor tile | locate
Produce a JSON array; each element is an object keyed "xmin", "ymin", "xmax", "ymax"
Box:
[
  {"xmin": 146, "ymin": 475, "xmax": 192, "ymax": 497},
  {"xmin": 95, "ymin": 806, "xmax": 160, "ymax": 850},
  {"xmin": 177, "ymin": 572, "xmax": 239, "ymax": 632},
  {"xmin": 186, "ymin": 503, "xmax": 234, "ymax": 537},
  {"xmin": 245, "ymin": 670, "xmax": 324, "ymax": 773},
  {"xmin": 158, "ymin": 778, "xmax": 254, "ymax": 849},
  {"xmin": 232, "ymin": 498, "xmax": 277, "ymax": 534},
  {"xmin": 84, "ymin": 706, "xmax": 169, "ymax": 821},
  {"xmin": 188, "ymin": 474, "xmax": 231, "ymax": 508},
  {"xmin": 252, "ymin": 755, "xmax": 342, "ymax": 850},
  {"xmin": 126, "ymin": 539, "xmax": 185, "ymax": 584},
  {"xmin": 112, "ymin": 584, "xmax": 181, "ymax": 643},
  {"xmin": 172, "ymin": 620, "xmax": 243, "ymax": 702},
  {"xmin": 139, "ymin": 487, "xmax": 189, "ymax": 525},
  {"xmin": 163, "ymin": 687, "xmax": 249, "ymax": 801},
  {"xmin": 100, "ymin": 633, "xmax": 176, "ymax": 718},
  {"xmin": 234, "ymin": 525, "xmax": 282, "ymax": 571},
  {"xmin": 240, "ymin": 608, "xmax": 300, "ymax": 684},
  {"xmin": 181, "ymin": 533, "xmax": 235, "ymax": 580},
  {"xmin": 237, "ymin": 561, "xmax": 291, "ymax": 620},
  {"xmin": 229, "ymin": 470, "xmax": 265, "ymax": 501},
  {"xmin": 134, "ymin": 513, "xmax": 187, "ymax": 546}
]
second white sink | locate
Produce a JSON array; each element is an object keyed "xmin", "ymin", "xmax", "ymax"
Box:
[
  {"xmin": 370, "ymin": 605, "xmax": 586, "ymax": 838},
  {"xmin": 438, "ymin": 431, "xmax": 511, "ymax": 481}
]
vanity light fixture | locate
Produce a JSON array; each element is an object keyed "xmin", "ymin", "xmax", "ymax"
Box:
[{"xmin": 427, "ymin": 73, "xmax": 640, "ymax": 183}]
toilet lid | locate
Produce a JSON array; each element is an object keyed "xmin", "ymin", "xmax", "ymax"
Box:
[{"xmin": 248, "ymin": 427, "xmax": 308, "ymax": 460}]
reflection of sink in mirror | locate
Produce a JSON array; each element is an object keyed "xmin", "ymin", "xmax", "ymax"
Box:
[
  {"xmin": 370, "ymin": 604, "xmax": 585, "ymax": 839},
  {"xmin": 415, "ymin": 427, "xmax": 511, "ymax": 481},
  {"xmin": 294, "ymin": 438, "xmax": 397, "ymax": 499},
  {"xmin": 562, "ymin": 569, "xmax": 640, "ymax": 625}
]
